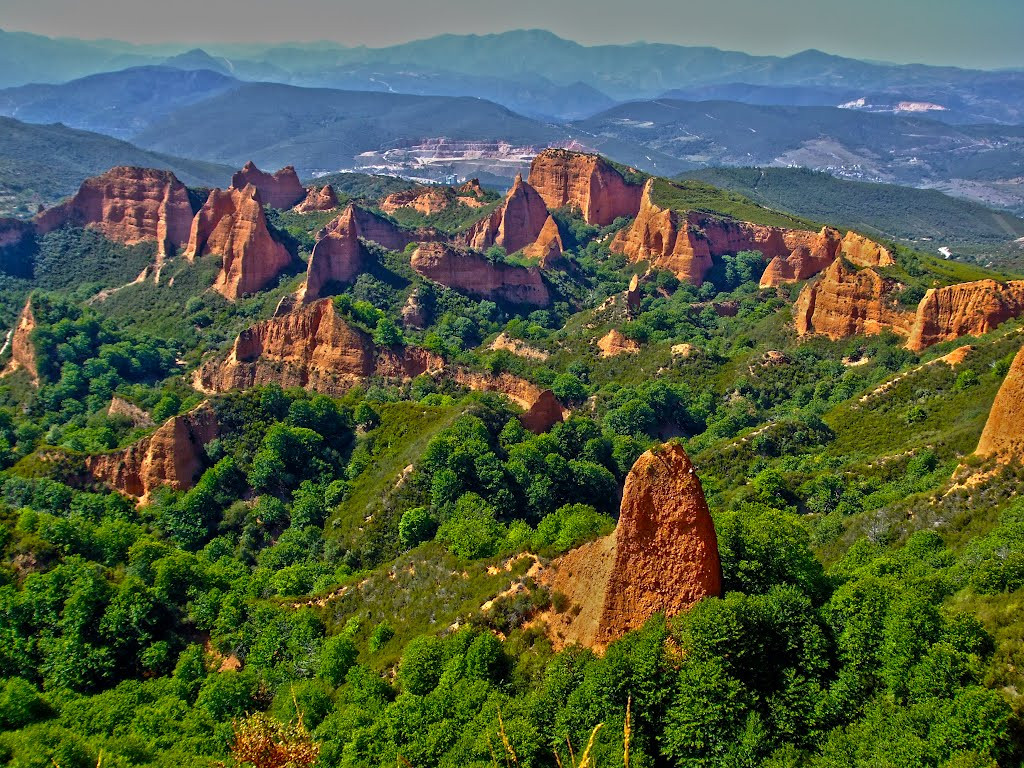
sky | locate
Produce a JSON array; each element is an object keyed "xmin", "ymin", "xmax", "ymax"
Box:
[{"xmin": 1, "ymin": 0, "xmax": 1022, "ymax": 69}]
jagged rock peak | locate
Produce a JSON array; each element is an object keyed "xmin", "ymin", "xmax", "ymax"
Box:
[
  {"xmin": 230, "ymin": 161, "xmax": 305, "ymax": 210},
  {"xmin": 528, "ymin": 148, "xmax": 644, "ymax": 226}
]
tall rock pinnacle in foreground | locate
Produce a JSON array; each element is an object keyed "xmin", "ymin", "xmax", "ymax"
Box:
[
  {"xmin": 541, "ymin": 442, "xmax": 721, "ymax": 650},
  {"xmin": 976, "ymin": 345, "xmax": 1024, "ymax": 462}
]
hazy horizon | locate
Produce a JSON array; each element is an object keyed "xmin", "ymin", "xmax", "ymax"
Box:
[{"xmin": 1, "ymin": 0, "xmax": 1023, "ymax": 70}]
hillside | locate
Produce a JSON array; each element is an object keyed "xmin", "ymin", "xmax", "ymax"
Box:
[
  {"xmin": 0, "ymin": 150, "xmax": 1023, "ymax": 767},
  {"xmin": 0, "ymin": 116, "xmax": 232, "ymax": 215},
  {"xmin": 681, "ymin": 166, "xmax": 1024, "ymax": 270}
]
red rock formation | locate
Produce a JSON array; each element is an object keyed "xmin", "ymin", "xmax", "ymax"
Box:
[
  {"xmin": 842, "ymin": 231, "xmax": 895, "ymax": 268},
  {"xmin": 380, "ymin": 186, "xmax": 453, "ymax": 216},
  {"xmin": 183, "ymin": 185, "xmax": 292, "ymax": 300},
  {"xmin": 86, "ymin": 401, "xmax": 219, "ymax": 502},
  {"xmin": 528, "ymin": 149, "xmax": 643, "ymax": 226},
  {"xmin": 626, "ymin": 274, "xmax": 642, "ymax": 315},
  {"xmin": 522, "ymin": 215, "xmax": 564, "ymax": 266},
  {"xmin": 231, "ymin": 161, "xmax": 305, "ymax": 209},
  {"xmin": 193, "ymin": 298, "xmax": 442, "ymax": 395},
  {"xmin": 612, "ymin": 180, "xmax": 801, "ymax": 284},
  {"xmin": 2, "ymin": 297, "xmax": 39, "ymax": 385},
  {"xmin": 462, "ymin": 175, "xmax": 549, "ymax": 254},
  {"xmin": 597, "ymin": 329, "xmax": 640, "ymax": 357},
  {"xmin": 450, "ymin": 369, "xmax": 564, "ymax": 433},
  {"xmin": 794, "ymin": 260, "xmax": 913, "ymax": 339},
  {"xmin": 759, "ymin": 227, "xmax": 842, "ymax": 288},
  {"xmin": 411, "ymin": 243, "xmax": 551, "ymax": 306},
  {"xmin": 906, "ymin": 280, "xmax": 1024, "ymax": 352},
  {"xmin": 457, "ymin": 179, "xmax": 486, "ymax": 199},
  {"xmin": 293, "ymin": 185, "xmax": 340, "ymax": 213},
  {"xmin": 539, "ymin": 443, "xmax": 721, "ymax": 649},
  {"xmin": 976, "ymin": 345, "xmax": 1024, "ymax": 462},
  {"xmin": 34, "ymin": 167, "xmax": 193, "ymax": 259}
]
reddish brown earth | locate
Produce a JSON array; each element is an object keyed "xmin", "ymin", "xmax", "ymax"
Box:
[
  {"xmin": 293, "ymin": 185, "xmax": 340, "ymax": 213},
  {"xmin": 86, "ymin": 401, "xmax": 219, "ymax": 502},
  {"xmin": 183, "ymin": 185, "xmax": 292, "ymax": 300},
  {"xmin": 34, "ymin": 167, "xmax": 194, "ymax": 259},
  {"xmin": 401, "ymin": 290, "xmax": 428, "ymax": 329},
  {"xmin": 539, "ymin": 443, "xmax": 721, "ymax": 650},
  {"xmin": 522, "ymin": 215, "xmax": 564, "ymax": 266},
  {"xmin": 597, "ymin": 329, "xmax": 640, "ymax": 357},
  {"xmin": 2, "ymin": 297, "xmax": 39, "ymax": 385},
  {"xmin": 230, "ymin": 161, "xmax": 305, "ymax": 209},
  {"xmin": 380, "ymin": 186, "xmax": 453, "ymax": 215},
  {"xmin": 462, "ymin": 175, "xmax": 549, "ymax": 254},
  {"xmin": 528, "ymin": 149, "xmax": 643, "ymax": 226},
  {"xmin": 612, "ymin": 180, "xmax": 803, "ymax": 284},
  {"xmin": 906, "ymin": 280, "xmax": 1024, "ymax": 352},
  {"xmin": 298, "ymin": 206, "xmax": 366, "ymax": 303},
  {"xmin": 794, "ymin": 260, "xmax": 913, "ymax": 339},
  {"xmin": 759, "ymin": 227, "xmax": 843, "ymax": 288},
  {"xmin": 976, "ymin": 345, "xmax": 1024, "ymax": 462},
  {"xmin": 193, "ymin": 298, "xmax": 443, "ymax": 395},
  {"xmin": 842, "ymin": 231, "xmax": 895, "ymax": 268},
  {"xmin": 411, "ymin": 242, "xmax": 551, "ymax": 306}
]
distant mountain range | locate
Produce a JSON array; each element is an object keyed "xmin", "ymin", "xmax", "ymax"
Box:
[{"xmin": 2, "ymin": 28, "xmax": 1022, "ymax": 123}]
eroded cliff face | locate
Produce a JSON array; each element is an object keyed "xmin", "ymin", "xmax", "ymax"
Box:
[
  {"xmin": 231, "ymin": 161, "xmax": 305, "ymax": 210},
  {"xmin": 976, "ymin": 345, "xmax": 1024, "ymax": 462},
  {"xmin": 540, "ymin": 443, "xmax": 721, "ymax": 650},
  {"xmin": 528, "ymin": 149, "xmax": 643, "ymax": 226},
  {"xmin": 193, "ymin": 298, "xmax": 442, "ymax": 395},
  {"xmin": 759, "ymin": 227, "xmax": 843, "ymax": 288},
  {"xmin": 298, "ymin": 206, "xmax": 366, "ymax": 304},
  {"xmin": 183, "ymin": 185, "xmax": 292, "ymax": 300},
  {"xmin": 2, "ymin": 297, "xmax": 39, "ymax": 385},
  {"xmin": 462, "ymin": 175, "xmax": 549, "ymax": 255},
  {"xmin": 597, "ymin": 329, "xmax": 640, "ymax": 357},
  {"xmin": 411, "ymin": 243, "xmax": 551, "ymax": 306},
  {"xmin": 521, "ymin": 215, "xmax": 564, "ymax": 268},
  {"xmin": 381, "ymin": 181, "xmax": 488, "ymax": 216},
  {"xmin": 293, "ymin": 185, "xmax": 340, "ymax": 214},
  {"xmin": 794, "ymin": 260, "xmax": 913, "ymax": 339},
  {"xmin": 906, "ymin": 280, "xmax": 1024, "ymax": 352},
  {"xmin": 86, "ymin": 401, "xmax": 219, "ymax": 502},
  {"xmin": 34, "ymin": 167, "xmax": 194, "ymax": 259},
  {"xmin": 450, "ymin": 369, "xmax": 565, "ymax": 433},
  {"xmin": 842, "ymin": 231, "xmax": 895, "ymax": 268},
  {"xmin": 612, "ymin": 180, "xmax": 801, "ymax": 285}
]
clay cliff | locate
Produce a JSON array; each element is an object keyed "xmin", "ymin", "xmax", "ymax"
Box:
[
  {"xmin": 231, "ymin": 161, "xmax": 305, "ymax": 210},
  {"xmin": 841, "ymin": 231, "xmax": 895, "ymax": 268},
  {"xmin": 759, "ymin": 227, "xmax": 842, "ymax": 288},
  {"xmin": 34, "ymin": 167, "xmax": 194, "ymax": 260},
  {"xmin": 906, "ymin": 280, "xmax": 1024, "ymax": 352},
  {"xmin": 193, "ymin": 298, "xmax": 442, "ymax": 395},
  {"xmin": 293, "ymin": 185, "xmax": 339, "ymax": 214},
  {"xmin": 975, "ymin": 345, "xmax": 1024, "ymax": 462},
  {"xmin": 794, "ymin": 260, "xmax": 912, "ymax": 339},
  {"xmin": 183, "ymin": 185, "xmax": 292, "ymax": 300},
  {"xmin": 612, "ymin": 180, "xmax": 802, "ymax": 284},
  {"xmin": 381, "ymin": 182, "xmax": 488, "ymax": 216},
  {"xmin": 528, "ymin": 149, "xmax": 643, "ymax": 226},
  {"xmin": 450, "ymin": 370, "xmax": 565, "ymax": 433},
  {"xmin": 540, "ymin": 443, "xmax": 721, "ymax": 650},
  {"xmin": 411, "ymin": 243, "xmax": 551, "ymax": 306},
  {"xmin": 462, "ymin": 175, "xmax": 549, "ymax": 255},
  {"xmin": 522, "ymin": 215, "xmax": 564, "ymax": 267},
  {"xmin": 299, "ymin": 204, "xmax": 438, "ymax": 303},
  {"xmin": 86, "ymin": 401, "xmax": 219, "ymax": 502},
  {"xmin": 2, "ymin": 297, "xmax": 39, "ymax": 385}
]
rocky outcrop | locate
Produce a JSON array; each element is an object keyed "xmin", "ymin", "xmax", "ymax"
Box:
[
  {"xmin": 842, "ymin": 231, "xmax": 895, "ymax": 268},
  {"xmin": 906, "ymin": 280, "xmax": 1024, "ymax": 352},
  {"xmin": 231, "ymin": 161, "xmax": 305, "ymax": 210},
  {"xmin": 528, "ymin": 149, "xmax": 643, "ymax": 226},
  {"xmin": 759, "ymin": 227, "xmax": 842, "ymax": 288},
  {"xmin": 626, "ymin": 274, "xmax": 642, "ymax": 315},
  {"xmin": 411, "ymin": 243, "xmax": 551, "ymax": 306},
  {"xmin": 539, "ymin": 443, "xmax": 721, "ymax": 650},
  {"xmin": 34, "ymin": 167, "xmax": 194, "ymax": 259},
  {"xmin": 293, "ymin": 185, "xmax": 339, "ymax": 214},
  {"xmin": 183, "ymin": 185, "xmax": 292, "ymax": 300},
  {"xmin": 401, "ymin": 290, "xmax": 428, "ymax": 329},
  {"xmin": 794, "ymin": 260, "xmax": 913, "ymax": 340},
  {"xmin": 2, "ymin": 297, "xmax": 39, "ymax": 385},
  {"xmin": 450, "ymin": 370, "xmax": 565, "ymax": 433},
  {"xmin": 86, "ymin": 401, "xmax": 219, "ymax": 502},
  {"xmin": 612, "ymin": 180, "xmax": 794, "ymax": 284},
  {"xmin": 597, "ymin": 329, "xmax": 640, "ymax": 357},
  {"xmin": 489, "ymin": 332, "xmax": 549, "ymax": 361},
  {"xmin": 107, "ymin": 397, "xmax": 154, "ymax": 428},
  {"xmin": 193, "ymin": 298, "xmax": 442, "ymax": 395},
  {"xmin": 380, "ymin": 186, "xmax": 452, "ymax": 216},
  {"xmin": 976, "ymin": 345, "xmax": 1024, "ymax": 462},
  {"xmin": 523, "ymin": 215, "xmax": 565, "ymax": 267},
  {"xmin": 462, "ymin": 175, "xmax": 549, "ymax": 255}
]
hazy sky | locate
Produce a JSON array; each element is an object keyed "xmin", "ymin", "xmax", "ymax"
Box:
[{"xmin": 2, "ymin": 0, "xmax": 1023, "ymax": 69}]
